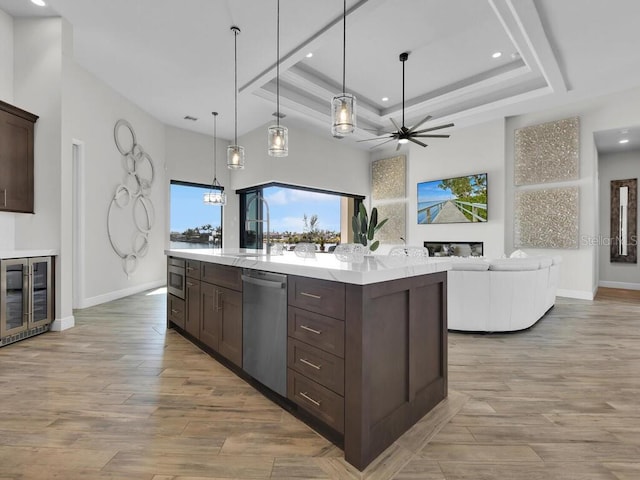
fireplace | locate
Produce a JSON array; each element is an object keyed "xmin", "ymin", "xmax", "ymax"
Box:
[{"xmin": 424, "ymin": 241, "xmax": 484, "ymax": 257}]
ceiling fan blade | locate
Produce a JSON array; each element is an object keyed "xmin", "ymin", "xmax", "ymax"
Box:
[
  {"xmin": 369, "ymin": 138, "xmax": 396, "ymax": 150},
  {"xmin": 408, "ymin": 138, "xmax": 428, "ymax": 148},
  {"xmin": 389, "ymin": 117, "xmax": 402, "ymax": 133},
  {"xmin": 412, "ymin": 122, "xmax": 455, "ymax": 134},
  {"xmin": 412, "ymin": 134, "xmax": 450, "ymax": 138},
  {"xmin": 407, "ymin": 114, "xmax": 432, "ymax": 134},
  {"xmin": 356, "ymin": 136, "xmax": 393, "ymax": 142}
]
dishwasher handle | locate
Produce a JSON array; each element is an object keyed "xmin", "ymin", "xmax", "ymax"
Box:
[{"xmin": 241, "ymin": 274, "xmax": 286, "ymax": 289}]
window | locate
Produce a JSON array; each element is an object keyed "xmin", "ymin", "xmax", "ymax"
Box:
[
  {"xmin": 170, "ymin": 180, "xmax": 223, "ymax": 248},
  {"xmin": 238, "ymin": 183, "xmax": 363, "ymax": 251}
]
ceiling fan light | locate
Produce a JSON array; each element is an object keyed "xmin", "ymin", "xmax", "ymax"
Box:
[
  {"xmin": 398, "ymin": 138, "xmax": 409, "ymax": 144},
  {"xmin": 227, "ymin": 145, "xmax": 245, "ymax": 169},
  {"xmin": 331, "ymin": 93, "xmax": 356, "ymax": 136},
  {"xmin": 268, "ymin": 124, "xmax": 288, "ymax": 157}
]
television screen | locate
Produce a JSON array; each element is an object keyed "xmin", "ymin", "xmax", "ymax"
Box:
[{"xmin": 417, "ymin": 173, "xmax": 488, "ymax": 224}]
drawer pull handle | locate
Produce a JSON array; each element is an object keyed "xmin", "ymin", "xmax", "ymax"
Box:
[
  {"xmin": 300, "ymin": 291, "xmax": 321, "ymax": 300},
  {"xmin": 300, "ymin": 325, "xmax": 322, "ymax": 335},
  {"xmin": 299, "ymin": 391, "xmax": 321, "ymax": 407},
  {"xmin": 216, "ymin": 291, "xmax": 223, "ymax": 311},
  {"xmin": 186, "ymin": 266, "xmax": 195, "ymax": 271},
  {"xmin": 171, "ymin": 309, "xmax": 179, "ymax": 314},
  {"xmin": 186, "ymin": 282, "xmax": 194, "ymax": 287},
  {"xmin": 300, "ymin": 358, "xmax": 322, "ymax": 370}
]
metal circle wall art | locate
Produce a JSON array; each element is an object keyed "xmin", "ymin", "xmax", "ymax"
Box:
[{"xmin": 108, "ymin": 119, "xmax": 156, "ymax": 277}]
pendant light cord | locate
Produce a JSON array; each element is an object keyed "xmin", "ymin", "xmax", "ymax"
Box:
[
  {"xmin": 212, "ymin": 112, "xmax": 217, "ymax": 181},
  {"xmin": 233, "ymin": 28, "xmax": 238, "ymax": 145},
  {"xmin": 276, "ymin": 0, "xmax": 280, "ymax": 127},
  {"xmin": 342, "ymin": 0, "xmax": 346, "ymax": 94}
]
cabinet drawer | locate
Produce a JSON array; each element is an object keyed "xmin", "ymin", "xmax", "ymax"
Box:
[
  {"xmin": 202, "ymin": 263, "xmax": 242, "ymax": 291},
  {"xmin": 288, "ymin": 306, "xmax": 344, "ymax": 358},
  {"xmin": 288, "ymin": 338, "xmax": 344, "ymax": 395},
  {"xmin": 287, "ymin": 369, "xmax": 344, "ymax": 434},
  {"xmin": 288, "ymin": 276, "xmax": 345, "ymax": 320},
  {"xmin": 168, "ymin": 294, "xmax": 185, "ymax": 329},
  {"xmin": 186, "ymin": 260, "xmax": 201, "ymax": 279}
]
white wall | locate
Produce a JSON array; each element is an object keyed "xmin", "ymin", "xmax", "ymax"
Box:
[
  {"xmin": 164, "ymin": 125, "xmax": 231, "ymax": 246},
  {"xmin": 505, "ymin": 84, "xmax": 640, "ymax": 299},
  {"xmin": 66, "ymin": 61, "xmax": 166, "ymax": 307},
  {"xmin": 598, "ymin": 149, "xmax": 640, "ymax": 289},
  {"xmin": 0, "ymin": 9, "xmax": 14, "ymax": 249},
  {"xmin": 372, "ymin": 119, "xmax": 506, "ymax": 258},
  {"xmin": 226, "ymin": 122, "xmax": 371, "ymax": 248}
]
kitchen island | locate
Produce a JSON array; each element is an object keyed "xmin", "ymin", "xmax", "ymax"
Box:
[{"xmin": 165, "ymin": 248, "xmax": 450, "ymax": 471}]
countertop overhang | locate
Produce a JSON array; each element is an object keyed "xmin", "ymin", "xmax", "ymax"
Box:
[
  {"xmin": 0, "ymin": 249, "xmax": 59, "ymax": 259},
  {"xmin": 165, "ymin": 248, "xmax": 451, "ymax": 285}
]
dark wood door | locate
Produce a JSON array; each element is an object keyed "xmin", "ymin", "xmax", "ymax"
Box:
[
  {"xmin": 200, "ymin": 282, "xmax": 220, "ymax": 350},
  {"xmin": 0, "ymin": 103, "xmax": 37, "ymax": 213},
  {"xmin": 185, "ymin": 279, "xmax": 201, "ymax": 339},
  {"xmin": 218, "ymin": 286, "xmax": 242, "ymax": 367}
]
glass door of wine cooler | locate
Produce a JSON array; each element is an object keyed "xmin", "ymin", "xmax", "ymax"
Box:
[
  {"xmin": 29, "ymin": 257, "xmax": 52, "ymax": 328},
  {"xmin": 1, "ymin": 258, "xmax": 29, "ymax": 337}
]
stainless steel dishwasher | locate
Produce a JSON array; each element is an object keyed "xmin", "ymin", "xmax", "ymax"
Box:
[{"xmin": 241, "ymin": 269, "xmax": 288, "ymax": 396}]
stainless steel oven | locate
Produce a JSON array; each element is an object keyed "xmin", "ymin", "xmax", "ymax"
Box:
[{"xmin": 167, "ymin": 257, "xmax": 186, "ymax": 299}]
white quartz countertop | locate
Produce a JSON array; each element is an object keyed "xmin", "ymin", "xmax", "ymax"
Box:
[
  {"xmin": 165, "ymin": 248, "xmax": 451, "ymax": 285},
  {"xmin": 0, "ymin": 249, "xmax": 59, "ymax": 260}
]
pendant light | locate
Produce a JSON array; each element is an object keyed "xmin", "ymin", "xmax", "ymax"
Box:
[
  {"xmin": 203, "ymin": 112, "xmax": 227, "ymax": 206},
  {"xmin": 331, "ymin": 0, "xmax": 356, "ymax": 137},
  {"xmin": 227, "ymin": 26, "xmax": 245, "ymax": 169},
  {"xmin": 268, "ymin": 0, "xmax": 288, "ymax": 157}
]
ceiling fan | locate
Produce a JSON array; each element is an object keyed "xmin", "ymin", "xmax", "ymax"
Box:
[{"xmin": 359, "ymin": 52, "xmax": 454, "ymax": 151}]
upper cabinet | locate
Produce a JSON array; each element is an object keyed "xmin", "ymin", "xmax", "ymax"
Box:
[{"xmin": 0, "ymin": 100, "xmax": 38, "ymax": 214}]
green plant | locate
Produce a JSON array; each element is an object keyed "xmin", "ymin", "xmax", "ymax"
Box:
[{"xmin": 352, "ymin": 204, "xmax": 388, "ymax": 251}]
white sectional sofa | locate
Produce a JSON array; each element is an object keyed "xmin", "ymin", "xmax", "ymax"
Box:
[{"xmin": 447, "ymin": 255, "xmax": 561, "ymax": 332}]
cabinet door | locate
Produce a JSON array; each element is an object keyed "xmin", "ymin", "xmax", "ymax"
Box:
[
  {"xmin": 0, "ymin": 259, "xmax": 29, "ymax": 337},
  {"xmin": 185, "ymin": 279, "xmax": 201, "ymax": 339},
  {"xmin": 218, "ymin": 286, "xmax": 242, "ymax": 368},
  {"xmin": 29, "ymin": 257, "xmax": 52, "ymax": 328},
  {"xmin": 200, "ymin": 282, "xmax": 220, "ymax": 350},
  {"xmin": 0, "ymin": 109, "xmax": 34, "ymax": 213}
]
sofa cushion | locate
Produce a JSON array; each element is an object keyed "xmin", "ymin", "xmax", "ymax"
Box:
[
  {"xmin": 552, "ymin": 255, "xmax": 563, "ymax": 265},
  {"xmin": 450, "ymin": 258, "xmax": 490, "ymax": 271},
  {"xmin": 489, "ymin": 258, "xmax": 541, "ymax": 271},
  {"xmin": 537, "ymin": 256, "xmax": 553, "ymax": 268}
]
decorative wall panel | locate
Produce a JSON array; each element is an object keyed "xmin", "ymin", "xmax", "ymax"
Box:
[
  {"xmin": 371, "ymin": 156, "xmax": 406, "ymax": 243},
  {"xmin": 610, "ymin": 178, "xmax": 637, "ymax": 263},
  {"xmin": 372, "ymin": 155, "xmax": 406, "ymax": 200},
  {"xmin": 514, "ymin": 186, "xmax": 579, "ymax": 249},
  {"xmin": 514, "ymin": 117, "xmax": 579, "ymax": 185}
]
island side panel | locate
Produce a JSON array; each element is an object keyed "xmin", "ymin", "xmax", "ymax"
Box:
[{"xmin": 344, "ymin": 271, "xmax": 448, "ymax": 470}]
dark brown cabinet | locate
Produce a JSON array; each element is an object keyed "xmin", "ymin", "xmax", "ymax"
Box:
[
  {"xmin": 0, "ymin": 101, "xmax": 38, "ymax": 214},
  {"xmin": 185, "ymin": 260, "xmax": 201, "ymax": 339},
  {"xmin": 287, "ymin": 275, "xmax": 346, "ymax": 434},
  {"xmin": 167, "ymin": 294, "xmax": 185, "ymax": 329},
  {"xmin": 199, "ymin": 264, "xmax": 242, "ymax": 368}
]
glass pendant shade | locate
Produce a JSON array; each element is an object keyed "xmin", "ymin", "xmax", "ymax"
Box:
[
  {"xmin": 331, "ymin": 93, "xmax": 356, "ymax": 136},
  {"xmin": 227, "ymin": 145, "xmax": 245, "ymax": 169},
  {"xmin": 203, "ymin": 187, "xmax": 226, "ymax": 205},
  {"xmin": 268, "ymin": 124, "xmax": 288, "ymax": 157}
]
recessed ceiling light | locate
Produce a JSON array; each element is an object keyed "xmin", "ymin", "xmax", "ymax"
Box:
[
  {"xmin": 305, "ymin": 52, "xmax": 313, "ymax": 58},
  {"xmin": 619, "ymin": 139, "xmax": 630, "ymax": 144},
  {"xmin": 492, "ymin": 51, "xmax": 502, "ymax": 59},
  {"xmin": 31, "ymin": 0, "xmax": 46, "ymax": 5},
  {"xmin": 381, "ymin": 97, "xmax": 389, "ymax": 102}
]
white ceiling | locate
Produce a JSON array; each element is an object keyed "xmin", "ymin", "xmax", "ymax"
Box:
[{"xmin": 2, "ymin": 0, "xmax": 640, "ymax": 151}]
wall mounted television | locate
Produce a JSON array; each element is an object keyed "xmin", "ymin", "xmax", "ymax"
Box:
[{"xmin": 417, "ymin": 173, "xmax": 488, "ymax": 224}]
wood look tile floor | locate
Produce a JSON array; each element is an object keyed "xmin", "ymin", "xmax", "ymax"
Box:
[{"xmin": 0, "ymin": 288, "xmax": 639, "ymax": 479}]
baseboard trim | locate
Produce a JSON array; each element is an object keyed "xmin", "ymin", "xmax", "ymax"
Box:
[
  {"xmin": 557, "ymin": 289, "xmax": 594, "ymax": 300},
  {"xmin": 50, "ymin": 315, "xmax": 75, "ymax": 331},
  {"xmin": 77, "ymin": 280, "xmax": 166, "ymax": 309},
  {"xmin": 598, "ymin": 281, "xmax": 640, "ymax": 291}
]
